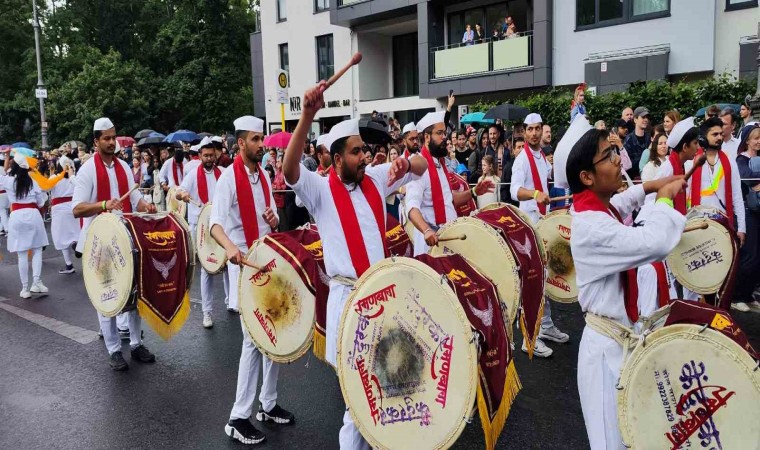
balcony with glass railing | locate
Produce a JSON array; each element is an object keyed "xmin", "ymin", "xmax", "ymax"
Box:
[
  {"xmin": 338, "ymin": 0, "xmax": 369, "ymax": 6},
  {"xmin": 429, "ymin": 31, "xmax": 533, "ymax": 80}
]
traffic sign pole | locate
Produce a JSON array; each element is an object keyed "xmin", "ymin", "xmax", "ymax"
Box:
[
  {"xmin": 32, "ymin": 0, "xmax": 48, "ymax": 151},
  {"xmin": 276, "ymin": 70, "xmax": 289, "ymax": 132}
]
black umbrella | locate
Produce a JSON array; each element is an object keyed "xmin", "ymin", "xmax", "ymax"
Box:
[
  {"xmin": 483, "ymin": 104, "xmax": 529, "ymax": 122},
  {"xmin": 359, "ymin": 118, "xmax": 391, "ymax": 145},
  {"xmin": 135, "ymin": 129, "xmax": 156, "ymax": 140},
  {"xmin": 136, "ymin": 132, "xmax": 168, "ymax": 149},
  {"xmin": 198, "ymin": 132, "xmax": 213, "ymax": 139}
]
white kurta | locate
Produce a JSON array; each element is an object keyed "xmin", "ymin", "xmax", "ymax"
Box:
[
  {"xmin": 722, "ymin": 137, "xmax": 739, "ymax": 160},
  {"xmin": 178, "ymin": 165, "xmax": 224, "ymax": 226},
  {"xmin": 49, "ymin": 176, "xmax": 81, "ymax": 250},
  {"xmin": 643, "ymin": 158, "xmax": 676, "ymax": 206},
  {"xmin": 71, "ymin": 156, "xmax": 142, "ymax": 253},
  {"xmin": 684, "ymin": 152, "xmax": 746, "ymax": 233},
  {"xmin": 404, "ymin": 157, "xmax": 457, "ymax": 256},
  {"xmin": 571, "ymin": 185, "xmax": 686, "ymax": 450},
  {"xmin": 510, "ymin": 146, "xmax": 551, "ymax": 223},
  {"xmin": 288, "ymin": 164, "xmax": 419, "ymax": 366},
  {"xmin": 159, "ymin": 159, "xmax": 185, "ymax": 188},
  {"xmin": 182, "ymin": 158, "xmax": 201, "ymax": 177},
  {"xmin": 0, "ymin": 175, "xmax": 48, "ymax": 252}
]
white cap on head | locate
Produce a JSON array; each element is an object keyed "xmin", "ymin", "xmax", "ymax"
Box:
[
  {"xmin": 59, "ymin": 155, "xmax": 74, "ymax": 170},
  {"xmin": 416, "ymin": 111, "xmax": 446, "ymax": 133},
  {"xmin": 197, "ymin": 136, "xmax": 215, "ymax": 149},
  {"xmin": 324, "ymin": 119, "xmax": 360, "ymax": 153},
  {"xmin": 13, "ymin": 151, "xmax": 29, "ymax": 169},
  {"xmin": 402, "ymin": 122, "xmax": 417, "ymax": 135},
  {"xmin": 666, "ymin": 117, "xmax": 696, "ymax": 149},
  {"xmin": 93, "ymin": 117, "xmax": 114, "ymax": 131},
  {"xmin": 211, "ymin": 136, "xmax": 224, "ymax": 144},
  {"xmin": 190, "ymin": 143, "xmax": 201, "ymax": 152},
  {"xmin": 524, "ymin": 113, "xmax": 543, "ymax": 126},
  {"xmin": 233, "ymin": 115, "xmax": 264, "ymax": 133},
  {"xmin": 552, "ymin": 115, "xmax": 592, "ymax": 189},
  {"xmin": 316, "ymin": 134, "xmax": 328, "ymax": 149}
]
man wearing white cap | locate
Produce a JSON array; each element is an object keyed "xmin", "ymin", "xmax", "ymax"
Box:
[
  {"xmin": 315, "ymin": 134, "xmax": 332, "ymax": 176},
  {"xmin": 210, "ymin": 115, "xmax": 294, "ymax": 445},
  {"xmin": 159, "ymin": 145, "xmax": 186, "ymax": 191},
  {"xmin": 405, "ymin": 110, "xmax": 494, "ymax": 256},
  {"xmin": 48, "ymin": 155, "xmax": 80, "ymax": 274},
  {"xmin": 510, "ymin": 112, "xmax": 569, "ymax": 357},
  {"xmin": 645, "ymin": 117, "xmax": 700, "ymax": 208},
  {"xmin": 401, "ymin": 122, "xmax": 419, "ymax": 158},
  {"xmin": 283, "ymin": 81, "xmax": 428, "ymax": 450},
  {"xmin": 176, "ymin": 137, "xmax": 228, "ymax": 328},
  {"xmin": 183, "ymin": 142, "xmax": 203, "ymax": 176},
  {"xmin": 72, "ymin": 117, "xmax": 158, "ymax": 371}
]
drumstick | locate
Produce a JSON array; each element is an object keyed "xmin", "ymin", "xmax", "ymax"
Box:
[
  {"xmin": 683, "ymin": 222, "xmax": 709, "ymax": 233},
  {"xmin": 437, "ymin": 234, "xmax": 467, "ymax": 242},
  {"xmin": 119, "ymin": 185, "xmax": 138, "ymax": 203},
  {"xmin": 240, "ymin": 259, "xmax": 265, "ymax": 272},
  {"xmin": 684, "ymin": 154, "xmax": 707, "ymax": 182},
  {"xmin": 326, "ymin": 52, "xmax": 362, "ymax": 88},
  {"xmin": 186, "ymin": 198, "xmax": 202, "ymax": 208},
  {"xmin": 549, "ymin": 194, "xmax": 573, "ymax": 203}
]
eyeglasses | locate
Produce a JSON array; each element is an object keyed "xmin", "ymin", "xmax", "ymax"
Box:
[{"xmin": 593, "ymin": 147, "xmax": 620, "ymax": 166}]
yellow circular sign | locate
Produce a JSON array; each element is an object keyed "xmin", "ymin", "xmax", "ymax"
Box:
[{"xmin": 278, "ymin": 72, "xmax": 288, "ymax": 89}]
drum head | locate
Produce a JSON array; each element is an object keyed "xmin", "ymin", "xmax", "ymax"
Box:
[
  {"xmin": 166, "ymin": 187, "xmax": 186, "ymax": 217},
  {"xmin": 430, "ymin": 217, "xmax": 520, "ymax": 328},
  {"xmin": 82, "ymin": 213, "xmax": 134, "ymax": 317},
  {"xmin": 687, "ymin": 205, "xmax": 726, "ymax": 221},
  {"xmin": 666, "ymin": 218, "xmax": 733, "ymax": 294},
  {"xmin": 536, "ymin": 209, "xmax": 577, "ymax": 303},
  {"xmin": 239, "ymin": 237, "xmax": 315, "ymax": 364},
  {"xmin": 338, "ymin": 257, "xmax": 478, "ymax": 450},
  {"xmin": 196, "ymin": 203, "xmax": 228, "ymax": 274},
  {"xmin": 618, "ymin": 324, "xmax": 760, "ymax": 449}
]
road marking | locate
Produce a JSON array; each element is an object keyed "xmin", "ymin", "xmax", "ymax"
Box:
[{"xmin": 0, "ymin": 296, "xmax": 100, "ymax": 345}]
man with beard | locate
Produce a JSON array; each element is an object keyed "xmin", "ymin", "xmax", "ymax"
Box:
[
  {"xmin": 405, "ymin": 111, "xmax": 494, "ymax": 256},
  {"xmin": 510, "ymin": 113, "xmax": 569, "ymax": 357},
  {"xmin": 176, "ymin": 137, "xmax": 229, "ymax": 328},
  {"xmin": 159, "ymin": 146, "xmax": 186, "ymax": 191},
  {"xmin": 284, "ymin": 81, "xmax": 428, "ymax": 450},
  {"xmin": 401, "ymin": 122, "xmax": 419, "ymax": 158},
  {"xmin": 72, "ymin": 117, "xmax": 157, "ymax": 371},
  {"xmin": 210, "ymin": 116, "xmax": 294, "ymax": 445}
]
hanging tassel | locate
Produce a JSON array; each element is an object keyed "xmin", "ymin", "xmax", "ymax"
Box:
[
  {"xmin": 136, "ymin": 290, "xmax": 191, "ymax": 340},
  {"xmin": 477, "ymin": 360, "xmax": 523, "ymax": 450}
]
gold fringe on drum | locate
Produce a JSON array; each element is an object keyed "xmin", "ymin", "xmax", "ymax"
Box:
[{"xmin": 477, "ymin": 360, "xmax": 522, "ymax": 450}]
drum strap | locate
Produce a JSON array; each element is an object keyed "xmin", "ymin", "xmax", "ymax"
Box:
[
  {"xmin": 524, "ymin": 142, "xmax": 547, "ymax": 215},
  {"xmin": 420, "ymin": 146, "xmax": 450, "ymax": 225},
  {"xmin": 667, "ymin": 151, "xmax": 687, "ymax": 215}
]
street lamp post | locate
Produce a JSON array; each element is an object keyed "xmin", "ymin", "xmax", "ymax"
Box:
[
  {"xmin": 750, "ymin": 22, "xmax": 760, "ymax": 123},
  {"xmin": 31, "ymin": 0, "xmax": 49, "ymax": 151}
]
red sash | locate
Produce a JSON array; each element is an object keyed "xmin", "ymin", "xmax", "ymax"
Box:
[
  {"xmin": 652, "ymin": 261, "xmax": 671, "ymax": 308},
  {"xmin": 420, "ymin": 146, "xmax": 449, "ymax": 225},
  {"xmin": 667, "ymin": 152, "xmax": 687, "ymax": 215},
  {"xmin": 197, "ymin": 165, "xmax": 221, "ymax": 204},
  {"xmin": 172, "ymin": 160, "xmax": 183, "ymax": 185},
  {"xmin": 573, "ymin": 190, "xmax": 638, "ymax": 323},
  {"xmin": 233, "ymin": 155, "xmax": 270, "ymax": 248},
  {"xmin": 51, "ymin": 196, "xmax": 72, "ymax": 206},
  {"xmin": 524, "ymin": 143, "xmax": 547, "ymax": 215},
  {"xmin": 94, "ymin": 152, "xmax": 132, "ymax": 213},
  {"xmin": 328, "ymin": 168, "xmax": 388, "ymax": 277},
  {"xmin": 690, "ymin": 149, "xmax": 734, "ymax": 228}
]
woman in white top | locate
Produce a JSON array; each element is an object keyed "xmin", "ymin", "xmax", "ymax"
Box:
[
  {"xmin": 1, "ymin": 152, "xmax": 49, "ymax": 298},
  {"xmin": 48, "ymin": 158, "xmax": 80, "ymax": 274},
  {"xmin": 640, "ymin": 133, "xmax": 669, "ymax": 182},
  {"xmin": 477, "ymin": 155, "xmax": 500, "ymax": 208}
]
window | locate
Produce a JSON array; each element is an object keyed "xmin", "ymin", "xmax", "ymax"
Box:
[
  {"xmin": 277, "ymin": 0, "xmax": 287, "ymax": 22},
  {"xmin": 393, "ymin": 33, "xmax": 419, "ymax": 97},
  {"xmin": 279, "ymin": 43, "xmax": 289, "ymax": 73},
  {"xmin": 315, "ymin": 0, "xmax": 330, "ymax": 13},
  {"xmin": 576, "ymin": 0, "xmax": 669, "ymax": 29},
  {"xmin": 316, "ymin": 34, "xmax": 334, "ymax": 82},
  {"xmin": 725, "ymin": 0, "xmax": 758, "ymax": 11}
]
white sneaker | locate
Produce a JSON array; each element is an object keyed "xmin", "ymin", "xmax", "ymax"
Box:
[
  {"xmin": 731, "ymin": 302, "xmax": 750, "ymax": 312},
  {"xmin": 19, "ymin": 289, "xmax": 31, "ymax": 299},
  {"xmin": 202, "ymin": 312, "xmax": 213, "ymax": 329},
  {"xmin": 539, "ymin": 325, "xmax": 570, "ymax": 343},
  {"xmin": 748, "ymin": 301, "xmax": 760, "ymax": 313},
  {"xmin": 30, "ymin": 281, "xmax": 48, "ymax": 294},
  {"xmin": 522, "ymin": 337, "xmax": 553, "ymax": 358}
]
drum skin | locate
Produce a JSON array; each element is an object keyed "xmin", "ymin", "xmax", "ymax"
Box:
[
  {"xmin": 238, "ymin": 236, "xmax": 315, "ymax": 364},
  {"xmin": 196, "ymin": 203, "xmax": 228, "ymax": 274},
  {"xmin": 666, "ymin": 218, "xmax": 733, "ymax": 295},
  {"xmin": 337, "ymin": 257, "xmax": 477, "ymax": 450},
  {"xmin": 617, "ymin": 324, "xmax": 760, "ymax": 449},
  {"xmin": 166, "ymin": 186, "xmax": 186, "ymax": 218},
  {"xmin": 536, "ymin": 209, "xmax": 577, "ymax": 303}
]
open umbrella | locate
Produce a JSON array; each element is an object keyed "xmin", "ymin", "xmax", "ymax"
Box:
[
  {"xmin": 483, "ymin": 104, "xmax": 529, "ymax": 122},
  {"xmin": 64, "ymin": 140, "xmax": 87, "ymax": 151},
  {"xmin": 695, "ymin": 103, "xmax": 740, "ymax": 118},
  {"xmin": 198, "ymin": 132, "xmax": 213, "ymax": 139},
  {"xmin": 137, "ymin": 132, "xmax": 167, "ymax": 148},
  {"xmin": 11, "ymin": 142, "xmax": 31, "ymax": 149},
  {"xmin": 116, "ymin": 136, "xmax": 136, "ymax": 148},
  {"xmin": 264, "ymin": 131, "xmax": 292, "ymax": 149},
  {"xmin": 164, "ymin": 130, "xmax": 200, "ymax": 144},
  {"xmin": 460, "ymin": 112, "xmax": 495, "ymax": 125},
  {"xmin": 359, "ymin": 118, "xmax": 391, "ymax": 145},
  {"xmin": 134, "ymin": 129, "xmax": 156, "ymax": 140}
]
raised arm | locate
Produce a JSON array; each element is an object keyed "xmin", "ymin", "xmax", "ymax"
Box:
[{"xmin": 284, "ymin": 81, "xmax": 327, "ymax": 186}]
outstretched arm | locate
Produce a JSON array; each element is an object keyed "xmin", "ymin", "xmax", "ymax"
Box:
[{"xmin": 283, "ymin": 81, "xmax": 327, "ymax": 186}]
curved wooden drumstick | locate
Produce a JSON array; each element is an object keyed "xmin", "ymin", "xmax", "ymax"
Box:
[
  {"xmin": 240, "ymin": 259, "xmax": 264, "ymax": 272},
  {"xmin": 684, "ymin": 154, "xmax": 707, "ymax": 182},
  {"xmin": 326, "ymin": 52, "xmax": 363, "ymax": 88},
  {"xmin": 187, "ymin": 198, "xmax": 202, "ymax": 208},
  {"xmin": 683, "ymin": 222, "xmax": 709, "ymax": 233},
  {"xmin": 438, "ymin": 234, "xmax": 467, "ymax": 242},
  {"xmin": 549, "ymin": 194, "xmax": 573, "ymax": 203}
]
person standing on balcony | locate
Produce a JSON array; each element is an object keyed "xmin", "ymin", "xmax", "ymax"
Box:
[
  {"xmin": 474, "ymin": 23, "xmax": 484, "ymax": 42},
  {"xmin": 462, "ymin": 24, "xmax": 475, "ymax": 46}
]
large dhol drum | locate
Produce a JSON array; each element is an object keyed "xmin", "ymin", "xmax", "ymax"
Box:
[
  {"xmin": 385, "ymin": 214, "xmax": 413, "ymax": 257},
  {"xmin": 196, "ymin": 203, "xmax": 228, "ymax": 274},
  {"xmin": 166, "ymin": 186, "xmax": 186, "ymax": 217},
  {"xmin": 536, "ymin": 208, "xmax": 577, "ymax": 303},
  {"xmin": 337, "ymin": 257, "xmax": 478, "ymax": 450},
  {"xmin": 239, "ymin": 232, "xmax": 319, "ymax": 363}
]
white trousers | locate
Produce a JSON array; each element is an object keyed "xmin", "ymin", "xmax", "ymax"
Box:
[
  {"xmin": 0, "ymin": 203, "xmax": 8, "ymax": 233},
  {"xmin": 229, "ymin": 317, "xmax": 279, "ymax": 420},
  {"xmin": 340, "ymin": 409, "xmax": 371, "ymax": 450},
  {"xmin": 526, "ymin": 210, "xmax": 557, "ymax": 331},
  {"xmin": 17, "ymin": 248, "xmax": 42, "ymax": 289},
  {"xmin": 200, "ymin": 266, "xmax": 229, "ymax": 313},
  {"xmin": 99, "ymin": 310, "xmax": 142, "ymax": 355},
  {"xmin": 227, "ymin": 262, "xmax": 242, "ymax": 311}
]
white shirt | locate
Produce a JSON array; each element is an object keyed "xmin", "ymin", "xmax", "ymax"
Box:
[
  {"xmin": 178, "ymin": 164, "xmax": 225, "ymax": 225},
  {"xmin": 160, "ymin": 159, "xmax": 185, "ymax": 188},
  {"xmin": 404, "ymin": 156, "xmax": 457, "ymax": 228},
  {"xmin": 0, "ymin": 176, "xmax": 45, "ymax": 206},
  {"xmin": 183, "ymin": 159, "xmax": 201, "ymax": 177},
  {"xmin": 72, "ymin": 155, "xmax": 142, "ymax": 252},
  {"xmin": 722, "ymin": 137, "xmax": 740, "ymax": 161},
  {"xmin": 644, "ymin": 158, "xmax": 677, "ymax": 205},
  {"xmin": 571, "ymin": 185, "xmax": 686, "ymax": 326},
  {"xmin": 209, "ymin": 163, "xmax": 277, "ymax": 251},
  {"xmin": 510, "ymin": 146, "xmax": 551, "ymax": 214},
  {"xmin": 49, "ymin": 175, "xmax": 75, "ymax": 200},
  {"xmin": 684, "ymin": 151, "xmax": 746, "ymax": 233}
]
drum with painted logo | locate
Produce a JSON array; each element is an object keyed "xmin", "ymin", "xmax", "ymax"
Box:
[
  {"xmin": 535, "ymin": 208, "xmax": 577, "ymax": 303},
  {"xmin": 195, "ymin": 202, "xmax": 228, "ymax": 274},
  {"xmin": 165, "ymin": 186, "xmax": 186, "ymax": 218}
]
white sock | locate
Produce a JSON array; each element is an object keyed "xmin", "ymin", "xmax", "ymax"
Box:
[{"xmin": 61, "ymin": 247, "xmax": 73, "ymax": 266}]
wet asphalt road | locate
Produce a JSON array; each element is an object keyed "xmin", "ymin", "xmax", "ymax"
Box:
[{"xmin": 1, "ymin": 230, "xmax": 758, "ymax": 450}]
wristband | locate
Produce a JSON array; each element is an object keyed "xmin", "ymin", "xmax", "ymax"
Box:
[
  {"xmin": 532, "ymin": 190, "xmax": 539, "ymax": 200},
  {"xmin": 102, "ymin": 200, "xmax": 107, "ymax": 211},
  {"xmin": 656, "ymin": 198, "xmax": 674, "ymax": 208}
]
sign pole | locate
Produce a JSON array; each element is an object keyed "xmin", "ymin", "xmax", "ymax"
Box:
[
  {"xmin": 32, "ymin": 0, "xmax": 48, "ymax": 151},
  {"xmin": 281, "ymin": 103, "xmax": 286, "ymax": 132},
  {"xmin": 276, "ymin": 70, "xmax": 289, "ymax": 133}
]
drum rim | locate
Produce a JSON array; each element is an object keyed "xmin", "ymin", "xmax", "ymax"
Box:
[
  {"xmin": 82, "ymin": 213, "xmax": 135, "ymax": 318},
  {"xmin": 169, "ymin": 211, "xmax": 196, "ymax": 291},
  {"xmin": 617, "ymin": 323, "xmax": 760, "ymax": 446},
  {"xmin": 666, "ymin": 218, "xmax": 733, "ymax": 294},
  {"xmin": 238, "ymin": 237, "xmax": 316, "ymax": 364},
  {"xmin": 536, "ymin": 210, "xmax": 578, "ymax": 303},
  {"xmin": 195, "ymin": 203, "xmax": 228, "ymax": 274},
  {"xmin": 337, "ymin": 257, "xmax": 478, "ymax": 450}
]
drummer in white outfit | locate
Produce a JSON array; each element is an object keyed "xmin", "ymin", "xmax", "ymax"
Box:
[
  {"xmin": 566, "ymin": 128, "xmax": 687, "ymax": 450},
  {"xmin": 510, "ymin": 113, "xmax": 569, "ymax": 357},
  {"xmin": 284, "ymin": 82, "xmax": 428, "ymax": 450},
  {"xmin": 72, "ymin": 117, "xmax": 158, "ymax": 371},
  {"xmin": 159, "ymin": 149, "xmax": 186, "ymax": 190},
  {"xmin": 176, "ymin": 137, "xmax": 228, "ymax": 329},
  {"xmin": 210, "ymin": 116, "xmax": 294, "ymax": 446},
  {"xmin": 48, "ymin": 156, "xmax": 81, "ymax": 274},
  {"xmin": 1, "ymin": 151, "xmax": 49, "ymax": 298},
  {"xmin": 0, "ymin": 151, "xmax": 9, "ymax": 236}
]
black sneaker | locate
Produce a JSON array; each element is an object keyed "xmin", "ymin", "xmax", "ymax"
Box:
[
  {"xmin": 118, "ymin": 328, "xmax": 129, "ymax": 340},
  {"xmin": 227, "ymin": 307, "xmax": 239, "ymax": 314},
  {"xmin": 256, "ymin": 404, "xmax": 295, "ymax": 425},
  {"xmin": 59, "ymin": 264, "xmax": 75, "ymax": 274},
  {"xmin": 224, "ymin": 418, "xmax": 266, "ymax": 445},
  {"xmin": 130, "ymin": 345, "xmax": 156, "ymax": 363},
  {"xmin": 109, "ymin": 351, "xmax": 128, "ymax": 371}
]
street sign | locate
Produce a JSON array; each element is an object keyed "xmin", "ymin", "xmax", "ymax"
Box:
[
  {"xmin": 276, "ymin": 70, "xmax": 289, "ymax": 105},
  {"xmin": 600, "ymin": 62, "xmax": 607, "ymax": 73},
  {"xmin": 41, "ymin": 122, "xmax": 48, "ymax": 128},
  {"xmin": 35, "ymin": 88, "xmax": 47, "ymax": 99}
]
